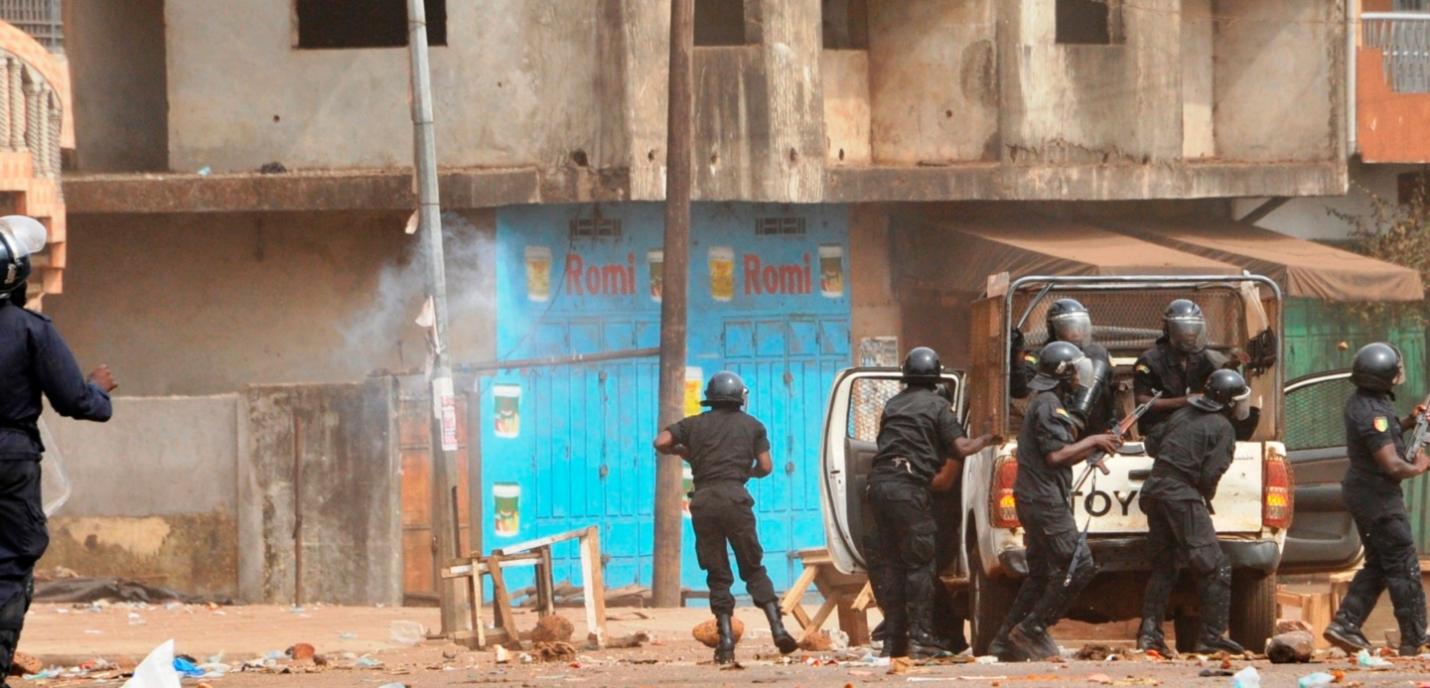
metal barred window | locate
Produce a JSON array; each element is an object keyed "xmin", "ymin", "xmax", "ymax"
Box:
[
  {"xmin": 1364, "ymin": 11, "xmax": 1430, "ymax": 93},
  {"xmin": 1284, "ymin": 376, "xmax": 1355, "ymax": 451},
  {"xmin": 847, "ymin": 378, "xmax": 901, "ymax": 442},
  {"xmin": 0, "ymin": 0, "xmax": 62, "ymax": 52}
]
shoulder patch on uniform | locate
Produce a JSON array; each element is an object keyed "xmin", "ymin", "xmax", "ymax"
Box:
[
  {"xmin": 1373, "ymin": 416, "xmax": 1390, "ymax": 433},
  {"xmin": 1135, "ymin": 363, "xmax": 1151, "ymax": 374},
  {"xmin": 1023, "ymin": 353, "xmax": 1038, "ymax": 364},
  {"xmin": 1054, "ymin": 407, "xmax": 1071, "ymax": 418}
]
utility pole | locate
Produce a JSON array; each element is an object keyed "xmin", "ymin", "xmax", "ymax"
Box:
[
  {"xmin": 652, "ymin": 0, "xmax": 694, "ymax": 609},
  {"xmin": 405, "ymin": 0, "xmax": 464, "ymax": 636}
]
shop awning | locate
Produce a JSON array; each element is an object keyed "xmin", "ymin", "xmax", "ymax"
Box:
[
  {"xmin": 896, "ymin": 214, "xmax": 1242, "ymax": 294},
  {"xmin": 1099, "ymin": 218, "xmax": 1425, "ymax": 302}
]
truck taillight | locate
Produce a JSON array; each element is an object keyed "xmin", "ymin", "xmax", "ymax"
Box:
[
  {"xmin": 1263, "ymin": 444, "xmax": 1294, "ymax": 530},
  {"xmin": 990, "ymin": 456, "xmax": 1020, "ymax": 529}
]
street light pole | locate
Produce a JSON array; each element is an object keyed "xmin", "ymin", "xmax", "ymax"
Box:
[{"xmin": 405, "ymin": 0, "xmax": 464, "ymax": 636}]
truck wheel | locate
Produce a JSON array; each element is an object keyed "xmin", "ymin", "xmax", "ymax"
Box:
[
  {"xmin": 968, "ymin": 541, "xmax": 1016, "ymax": 656},
  {"xmin": 1229, "ymin": 570, "xmax": 1276, "ymax": 652}
]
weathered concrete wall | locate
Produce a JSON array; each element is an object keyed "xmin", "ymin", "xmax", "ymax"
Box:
[
  {"xmin": 240, "ymin": 380, "xmax": 401, "ymax": 605},
  {"xmin": 999, "ymin": 0, "xmax": 1183, "ymax": 164},
  {"xmin": 1181, "ymin": 0, "xmax": 1215, "ymax": 159},
  {"xmin": 848, "ymin": 203, "xmax": 899, "ymax": 358},
  {"xmin": 164, "ymin": 0, "xmax": 629, "ymax": 173},
  {"xmin": 1213, "ymin": 0, "xmax": 1342, "ymax": 162},
  {"xmin": 822, "ymin": 50, "xmax": 872, "ymax": 165},
  {"xmin": 37, "ymin": 396, "xmax": 240, "ymax": 598},
  {"xmin": 64, "ymin": 0, "xmax": 167, "ymax": 171},
  {"xmin": 867, "ymin": 0, "xmax": 998, "ymax": 164},
  {"xmin": 45, "ymin": 210, "xmax": 497, "ymax": 397}
]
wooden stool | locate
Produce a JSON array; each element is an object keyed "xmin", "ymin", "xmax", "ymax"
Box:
[
  {"xmin": 778, "ymin": 548, "xmax": 873, "ymax": 646},
  {"xmin": 443, "ymin": 526, "xmax": 608, "ymax": 649}
]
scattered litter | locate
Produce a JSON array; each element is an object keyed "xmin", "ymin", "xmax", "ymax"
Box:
[
  {"xmin": 1199, "ymin": 669, "xmax": 1235, "ymax": 677},
  {"xmin": 9, "ymin": 651, "xmax": 41, "ymax": 676},
  {"xmin": 799, "ymin": 630, "xmax": 833, "ymax": 652},
  {"xmin": 532, "ymin": 615, "xmax": 574, "ymax": 643},
  {"xmin": 604, "ymin": 631, "xmax": 651, "ymax": 649},
  {"xmin": 975, "ymin": 656, "xmax": 999, "ymax": 665},
  {"xmin": 907, "ymin": 676, "xmax": 1009, "ymax": 683},
  {"xmin": 338, "ymin": 632, "xmax": 358, "ymax": 640},
  {"xmin": 533, "ymin": 641, "xmax": 577, "ymax": 662},
  {"xmin": 888, "ymin": 657, "xmax": 915, "ymax": 675},
  {"xmin": 519, "ymin": 652, "xmax": 534, "ymax": 664},
  {"xmin": 1231, "ymin": 666, "xmax": 1259, "ymax": 688},
  {"xmin": 390, "ymin": 620, "xmax": 426, "ymax": 646},
  {"xmin": 172, "ymin": 657, "xmax": 204, "ymax": 678},
  {"xmin": 1297, "ymin": 672, "xmax": 1334, "ymax": 688},
  {"xmin": 197, "ymin": 167, "xmax": 211, "ymax": 177},
  {"xmin": 1355, "ymin": 649, "xmax": 1392, "ymax": 670},
  {"xmin": 376, "ymin": 683, "xmax": 407, "ymax": 688},
  {"xmin": 286, "ymin": 643, "xmax": 316, "ymax": 661},
  {"xmin": 124, "ymin": 640, "xmax": 181, "ymax": 688},
  {"xmin": 354, "ymin": 655, "xmax": 383, "ymax": 669},
  {"xmin": 128, "ymin": 612, "xmax": 147, "ymax": 625},
  {"xmin": 830, "ymin": 629, "xmax": 850, "ymax": 651},
  {"xmin": 494, "ymin": 645, "xmax": 511, "ymax": 664}
]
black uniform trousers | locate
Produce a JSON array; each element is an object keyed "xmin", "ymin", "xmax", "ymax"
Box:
[
  {"xmin": 1332, "ymin": 492, "xmax": 1426, "ymax": 648},
  {"xmin": 1139, "ymin": 497, "xmax": 1232, "ymax": 639},
  {"xmin": 1001, "ymin": 497, "xmax": 1095, "ymax": 635},
  {"xmin": 0, "ymin": 462, "xmax": 45, "ymax": 676},
  {"xmin": 689, "ymin": 482, "xmax": 777, "ymax": 616},
  {"xmin": 866, "ymin": 473, "xmax": 938, "ymax": 641}
]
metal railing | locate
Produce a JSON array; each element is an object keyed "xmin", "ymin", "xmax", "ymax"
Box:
[
  {"xmin": 1363, "ymin": 12, "xmax": 1430, "ymax": 93},
  {"xmin": 0, "ymin": 52, "xmax": 62, "ymax": 180}
]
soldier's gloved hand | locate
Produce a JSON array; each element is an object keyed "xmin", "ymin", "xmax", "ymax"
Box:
[{"xmin": 1010, "ymin": 327, "xmax": 1025, "ymax": 354}]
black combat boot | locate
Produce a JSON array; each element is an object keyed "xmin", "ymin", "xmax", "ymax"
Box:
[
  {"xmin": 713, "ymin": 613, "xmax": 736, "ymax": 665},
  {"xmin": 1322, "ymin": 621, "xmax": 1371, "ymax": 654},
  {"xmin": 1192, "ymin": 566, "xmax": 1244, "ymax": 655},
  {"xmin": 1008, "ymin": 622, "xmax": 1061, "ymax": 661},
  {"xmin": 762, "ymin": 601, "xmax": 799, "ymax": 655},
  {"xmin": 907, "ymin": 596, "xmax": 952, "ymax": 659},
  {"xmin": 1136, "ymin": 617, "xmax": 1172, "ymax": 655}
]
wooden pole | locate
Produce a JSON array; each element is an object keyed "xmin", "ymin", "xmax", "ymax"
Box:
[{"xmin": 652, "ymin": 0, "xmax": 694, "ymax": 609}]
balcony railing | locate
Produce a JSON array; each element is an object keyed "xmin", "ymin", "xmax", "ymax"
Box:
[{"xmin": 1363, "ymin": 11, "xmax": 1430, "ymax": 93}]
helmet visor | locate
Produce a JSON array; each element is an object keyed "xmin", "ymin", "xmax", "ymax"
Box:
[
  {"xmin": 1050, "ymin": 311, "xmax": 1093, "ymax": 347},
  {"xmin": 1166, "ymin": 317, "xmax": 1207, "ymax": 354}
]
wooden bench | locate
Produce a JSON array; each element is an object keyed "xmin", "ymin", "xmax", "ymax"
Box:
[
  {"xmin": 442, "ymin": 526, "xmax": 608, "ymax": 650},
  {"xmin": 778, "ymin": 547, "xmax": 873, "ymax": 646}
]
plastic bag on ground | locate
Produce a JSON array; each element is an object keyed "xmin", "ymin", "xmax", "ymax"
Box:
[
  {"xmin": 1231, "ymin": 666, "xmax": 1260, "ymax": 688},
  {"xmin": 122, "ymin": 640, "xmax": 181, "ymax": 688},
  {"xmin": 389, "ymin": 620, "xmax": 426, "ymax": 646},
  {"xmin": 1356, "ymin": 649, "xmax": 1392, "ymax": 670},
  {"xmin": 1298, "ymin": 672, "xmax": 1334, "ymax": 688}
]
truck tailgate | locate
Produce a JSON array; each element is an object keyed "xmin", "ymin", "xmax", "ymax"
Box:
[{"xmin": 1068, "ymin": 442, "xmax": 1265, "ymax": 534}]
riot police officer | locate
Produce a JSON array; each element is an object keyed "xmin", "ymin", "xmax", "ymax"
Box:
[
  {"xmin": 1321, "ymin": 343, "xmax": 1430, "ymax": 657},
  {"xmin": 1136, "ymin": 369, "xmax": 1252, "ymax": 655},
  {"xmin": 993, "ymin": 342, "xmax": 1122, "ymax": 661},
  {"xmin": 652, "ymin": 371, "xmax": 797, "ymax": 664},
  {"xmin": 1134, "ymin": 300, "xmax": 1234, "ymax": 437},
  {"xmin": 1013, "ymin": 298, "xmax": 1117, "ymax": 433},
  {"xmin": 0, "ymin": 216, "xmax": 114, "ymax": 677},
  {"xmin": 865, "ymin": 347, "xmax": 999, "ymax": 658}
]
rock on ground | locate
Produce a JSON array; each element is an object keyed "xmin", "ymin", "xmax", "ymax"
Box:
[{"xmin": 692, "ymin": 617, "xmax": 744, "ymax": 648}]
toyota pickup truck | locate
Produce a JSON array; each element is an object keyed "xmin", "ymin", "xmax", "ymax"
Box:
[{"xmin": 821, "ymin": 275, "xmax": 1362, "ymax": 654}]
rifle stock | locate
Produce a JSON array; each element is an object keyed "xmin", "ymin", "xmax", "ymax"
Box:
[{"xmin": 1085, "ymin": 390, "xmax": 1164, "ymax": 475}]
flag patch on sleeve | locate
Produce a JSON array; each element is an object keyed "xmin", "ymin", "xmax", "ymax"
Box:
[{"xmin": 1373, "ymin": 416, "xmax": 1390, "ymax": 433}]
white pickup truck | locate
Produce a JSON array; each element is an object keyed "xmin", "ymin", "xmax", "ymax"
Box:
[{"xmin": 821, "ymin": 275, "xmax": 1361, "ymax": 654}]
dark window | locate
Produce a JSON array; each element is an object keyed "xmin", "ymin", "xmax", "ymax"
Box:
[
  {"xmin": 1397, "ymin": 171, "xmax": 1430, "ymax": 206},
  {"xmin": 569, "ymin": 217, "xmax": 622, "ymax": 239},
  {"xmin": 755, "ymin": 217, "xmax": 806, "ymax": 236},
  {"xmin": 694, "ymin": 0, "xmax": 749, "ymax": 46},
  {"xmin": 1056, "ymin": 0, "xmax": 1122, "ymax": 45},
  {"xmin": 296, "ymin": 0, "xmax": 446, "ymax": 49},
  {"xmin": 822, "ymin": 0, "xmax": 868, "ymax": 50}
]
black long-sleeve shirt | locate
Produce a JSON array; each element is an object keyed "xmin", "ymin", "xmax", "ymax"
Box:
[
  {"xmin": 1142, "ymin": 405, "xmax": 1235, "ymax": 502},
  {"xmin": 0, "ymin": 303, "xmax": 112, "ymax": 459}
]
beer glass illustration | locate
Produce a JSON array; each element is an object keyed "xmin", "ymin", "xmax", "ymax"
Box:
[
  {"xmin": 493, "ymin": 384, "xmax": 521, "ymax": 438},
  {"xmin": 494, "ymin": 483, "xmax": 521, "ymax": 537},
  {"xmin": 648, "ymin": 249, "xmax": 664, "ymax": 302},
  {"xmin": 819, "ymin": 244, "xmax": 845, "ymax": 297},
  {"xmin": 525, "ymin": 246, "xmax": 552, "ymax": 302},
  {"xmin": 708, "ymin": 246, "xmax": 734, "ymax": 302}
]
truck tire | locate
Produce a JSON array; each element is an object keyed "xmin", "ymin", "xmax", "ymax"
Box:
[
  {"xmin": 968, "ymin": 538, "xmax": 1016, "ymax": 656},
  {"xmin": 1229, "ymin": 570, "xmax": 1276, "ymax": 652}
]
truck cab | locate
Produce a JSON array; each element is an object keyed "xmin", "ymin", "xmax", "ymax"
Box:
[{"xmin": 821, "ymin": 275, "xmax": 1359, "ymax": 654}]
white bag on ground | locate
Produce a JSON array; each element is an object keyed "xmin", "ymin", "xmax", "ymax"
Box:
[{"xmin": 123, "ymin": 639, "xmax": 181, "ymax": 688}]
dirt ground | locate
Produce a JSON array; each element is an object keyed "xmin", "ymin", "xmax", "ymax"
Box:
[{"xmin": 11, "ymin": 602, "xmax": 1430, "ymax": 687}]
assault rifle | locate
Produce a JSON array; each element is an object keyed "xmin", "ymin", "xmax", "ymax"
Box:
[
  {"xmin": 1408, "ymin": 393, "xmax": 1430, "ymax": 462},
  {"xmin": 1071, "ymin": 390, "xmax": 1162, "ymax": 494}
]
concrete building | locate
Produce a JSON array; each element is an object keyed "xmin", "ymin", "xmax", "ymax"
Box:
[{"xmin": 40, "ymin": 0, "xmax": 1392, "ymax": 603}]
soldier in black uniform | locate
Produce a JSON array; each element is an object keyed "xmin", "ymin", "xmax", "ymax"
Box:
[
  {"xmin": 1134, "ymin": 299, "xmax": 1235, "ymax": 437},
  {"xmin": 865, "ymin": 347, "xmax": 1000, "ymax": 658},
  {"xmin": 1321, "ymin": 343, "xmax": 1430, "ymax": 657},
  {"xmin": 1136, "ymin": 369, "xmax": 1252, "ymax": 655},
  {"xmin": 652, "ymin": 371, "xmax": 797, "ymax": 664},
  {"xmin": 993, "ymin": 342, "xmax": 1122, "ymax": 662},
  {"xmin": 0, "ymin": 216, "xmax": 115, "ymax": 677},
  {"xmin": 1013, "ymin": 298, "xmax": 1117, "ymax": 433}
]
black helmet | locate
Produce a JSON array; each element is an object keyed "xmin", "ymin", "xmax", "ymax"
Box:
[
  {"xmin": 1351, "ymin": 342, "xmax": 1404, "ymax": 393},
  {"xmin": 1028, "ymin": 341, "xmax": 1085, "ymax": 392},
  {"xmin": 702, "ymin": 371, "xmax": 748, "ymax": 407},
  {"xmin": 1046, "ymin": 298, "xmax": 1093, "ymax": 347},
  {"xmin": 902, "ymin": 346, "xmax": 942, "ymax": 383},
  {"xmin": 0, "ymin": 229, "xmax": 29, "ymax": 300},
  {"xmin": 1163, "ymin": 299, "xmax": 1207, "ymax": 354},
  {"xmin": 1190, "ymin": 369, "xmax": 1250, "ymax": 412}
]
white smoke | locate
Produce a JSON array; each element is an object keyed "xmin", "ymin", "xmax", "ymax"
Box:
[{"xmin": 340, "ymin": 211, "xmax": 496, "ymax": 374}]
